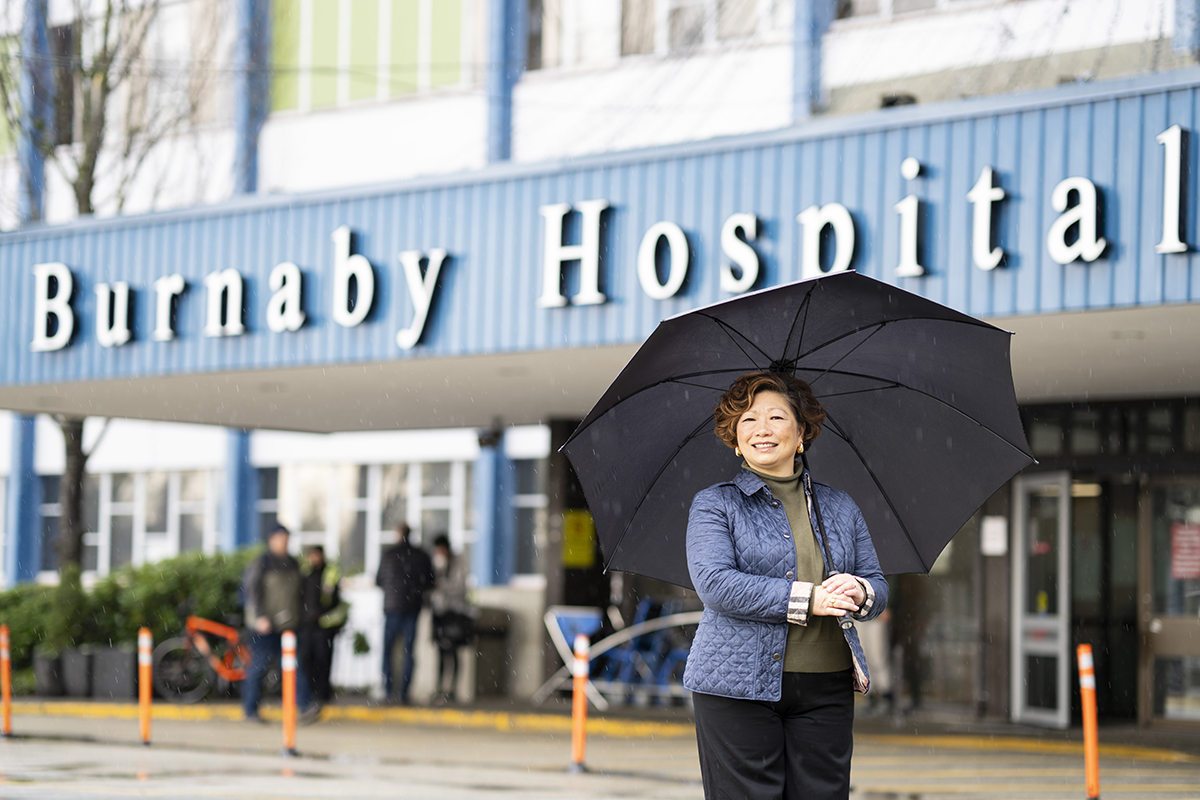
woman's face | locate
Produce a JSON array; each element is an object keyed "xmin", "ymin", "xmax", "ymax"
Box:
[{"xmin": 735, "ymin": 390, "xmax": 804, "ymax": 477}]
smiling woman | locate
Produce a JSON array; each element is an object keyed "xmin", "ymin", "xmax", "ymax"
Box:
[{"xmin": 685, "ymin": 370, "xmax": 887, "ymax": 800}]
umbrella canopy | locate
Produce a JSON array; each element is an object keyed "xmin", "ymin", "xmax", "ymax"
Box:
[{"xmin": 562, "ymin": 271, "xmax": 1034, "ymax": 589}]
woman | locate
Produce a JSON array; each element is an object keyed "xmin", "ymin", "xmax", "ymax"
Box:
[
  {"xmin": 683, "ymin": 371, "xmax": 888, "ymax": 800},
  {"xmin": 429, "ymin": 533, "xmax": 472, "ymax": 704}
]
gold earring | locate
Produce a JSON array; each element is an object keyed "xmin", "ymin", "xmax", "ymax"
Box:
[
  {"xmin": 797, "ymin": 442, "xmax": 804, "ymax": 454},
  {"xmin": 735, "ymin": 448, "xmax": 741, "ymax": 457}
]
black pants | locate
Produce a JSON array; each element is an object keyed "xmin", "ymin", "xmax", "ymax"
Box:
[
  {"xmin": 692, "ymin": 670, "xmax": 854, "ymax": 800},
  {"xmin": 299, "ymin": 626, "xmax": 337, "ymax": 703}
]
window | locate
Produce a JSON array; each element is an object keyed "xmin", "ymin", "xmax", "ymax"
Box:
[
  {"xmin": 836, "ymin": 0, "xmax": 880, "ymax": 17},
  {"xmin": 512, "ymin": 458, "xmax": 547, "ymax": 575},
  {"xmin": 271, "ymin": 0, "xmax": 468, "ymax": 114},
  {"xmin": 39, "ymin": 475, "xmax": 61, "ymax": 573},
  {"xmin": 339, "ymin": 465, "xmax": 369, "ymax": 575},
  {"xmin": 256, "ymin": 467, "xmax": 280, "ymax": 538},
  {"xmin": 620, "ymin": 0, "xmax": 654, "ymax": 56},
  {"xmin": 39, "ymin": 470, "xmax": 214, "ymax": 577}
]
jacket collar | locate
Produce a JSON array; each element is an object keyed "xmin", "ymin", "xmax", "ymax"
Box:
[{"xmin": 731, "ymin": 466, "xmax": 810, "ymax": 496}]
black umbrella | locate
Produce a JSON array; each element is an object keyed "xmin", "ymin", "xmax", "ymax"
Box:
[{"xmin": 562, "ymin": 271, "xmax": 1034, "ymax": 589}]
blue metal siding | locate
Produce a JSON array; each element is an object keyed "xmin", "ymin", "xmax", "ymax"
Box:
[{"xmin": 5, "ymin": 70, "xmax": 1200, "ymax": 386}]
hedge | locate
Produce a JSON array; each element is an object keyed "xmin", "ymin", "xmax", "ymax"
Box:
[{"xmin": 0, "ymin": 547, "xmax": 260, "ymax": 669}]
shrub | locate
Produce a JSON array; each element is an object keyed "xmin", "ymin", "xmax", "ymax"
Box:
[{"xmin": 0, "ymin": 547, "xmax": 260, "ymax": 665}]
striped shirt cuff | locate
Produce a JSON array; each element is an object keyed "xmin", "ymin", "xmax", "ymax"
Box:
[
  {"xmin": 787, "ymin": 581, "xmax": 814, "ymax": 627},
  {"xmin": 850, "ymin": 577, "xmax": 875, "ymax": 620}
]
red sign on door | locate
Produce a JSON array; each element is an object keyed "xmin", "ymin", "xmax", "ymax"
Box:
[{"xmin": 1171, "ymin": 523, "xmax": 1200, "ymax": 580}]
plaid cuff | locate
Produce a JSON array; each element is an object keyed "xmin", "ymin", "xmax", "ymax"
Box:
[
  {"xmin": 787, "ymin": 581, "xmax": 814, "ymax": 627},
  {"xmin": 850, "ymin": 577, "xmax": 875, "ymax": 620}
]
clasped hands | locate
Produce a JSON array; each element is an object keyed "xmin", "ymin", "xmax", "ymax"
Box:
[{"xmin": 812, "ymin": 573, "xmax": 865, "ymax": 617}]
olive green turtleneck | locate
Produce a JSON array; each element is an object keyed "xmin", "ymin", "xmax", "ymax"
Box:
[{"xmin": 747, "ymin": 464, "xmax": 852, "ymax": 673}]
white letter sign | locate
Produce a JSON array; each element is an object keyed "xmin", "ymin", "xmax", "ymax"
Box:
[
  {"xmin": 94, "ymin": 282, "xmax": 132, "ymax": 347},
  {"xmin": 31, "ymin": 262, "xmax": 74, "ymax": 352},
  {"xmin": 1156, "ymin": 124, "xmax": 1188, "ymax": 254},
  {"xmin": 720, "ymin": 213, "xmax": 759, "ymax": 293},
  {"xmin": 637, "ymin": 222, "xmax": 689, "ymax": 300},
  {"xmin": 1048, "ymin": 177, "xmax": 1106, "ymax": 264},
  {"xmin": 537, "ymin": 199, "xmax": 610, "ymax": 307},
  {"xmin": 895, "ymin": 158, "xmax": 925, "ymax": 277},
  {"xmin": 396, "ymin": 249, "xmax": 447, "ymax": 350},
  {"xmin": 798, "ymin": 203, "xmax": 855, "ymax": 279},
  {"xmin": 202, "ymin": 269, "xmax": 246, "ymax": 337},
  {"xmin": 331, "ymin": 226, "xmax": 375, "ymax": 327},
  {"xmin": 967, "ymin": 166, "xmax": 1006, "ymax": 270},
  {"xmin": 267, "ymin": 262, "xmax": 306, "ymax": 333},
  {"xmin": 153, "ymin": 274, "xmax": 186, "ymax": 341}
]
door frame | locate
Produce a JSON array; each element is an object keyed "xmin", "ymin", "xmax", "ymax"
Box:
[
  {"xmin": 1137, "ymin": 474, "xmax": 1200, "ymax": 726},
  {"xmin": 1011, "ymin": 471, "xmax": 1072, "ymax": 728}
]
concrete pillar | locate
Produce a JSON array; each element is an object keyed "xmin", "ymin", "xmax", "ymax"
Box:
[
  {"xmin": 5, "ymin": 415, "xmax": 40, "ymax": 584},
  {"xmin": 472, "ymin": 429, "xmax": 515, "ymax": 586},
  {"xmin": 17, "ymin": 0, "xmax": 51, "ymax": 223},
  {"xmin": 233, "ymin": 0, "xmax": 270, "ymax": 194},
  {"xmin": 792, "ymin": 0, "xmax": 834, "ymax": 122},
  {"xmin": 220, "ymin": 429, "xmax": 257, "ymax": 551},
  {"xmin": 487, "ymin": 0, "xmax": 526, "ymax": 162}
]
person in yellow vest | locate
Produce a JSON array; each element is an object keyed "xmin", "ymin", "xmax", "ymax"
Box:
[{"xmin": 300, "ymin": 545, "xmax": 348, "ymax": 704}]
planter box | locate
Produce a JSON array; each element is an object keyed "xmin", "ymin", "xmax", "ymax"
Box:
[
  {"xmin": 92, "ymin": 645, "xmax": 137, "ymax": 700},
  {"xmin": 33, "ymin": 652, "xmax": 63, "ymax": 697},
  {"xmin": 61, "ymin": 647, "xmax": 94, "ymax": 697}
]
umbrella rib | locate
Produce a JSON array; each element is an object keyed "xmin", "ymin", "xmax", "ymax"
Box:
[
  {"xmin": 820, "ymin": 411, "xmax": 931, "ymax": 573},
  {"xmin": 695, "ymin": 313, "xmax": 775, "ymax": 366},
  {"xmin": 797, "ymin": 366, "xmax": 1031, "ymax": 458},
  {"xmin": 803, "ymin": 322, "xmax": 887, "ymax": 388},
  {"xmin": 782, "ymin": 290, "xmax": 814, "ymax": 365},
  {"xmin": 794, "ymin": 315, "xmax": 1000, "ymax": 364},
  {"xmin": 601, "ymin": 413, "xmax": 717, "ymax": 572}
]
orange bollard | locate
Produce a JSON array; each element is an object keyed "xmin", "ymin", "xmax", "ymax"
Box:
[
  {"xmin": 138, "ymin": 627, "xmax": 153, "ymax": 745},
  {"xmin": 1, "ymin": 624, "xmax": 12, "ymax": 737},
  {"xmin": 569, "ymin": 634, "xmax": 589, "ymax": 773},
  {"xmin": 1077, "ymin": 644, "xmax": 1100, "ymax": 800},
  {"xmin": 281, "ymin": 630, "xmax": 297, "ymax": 757}
]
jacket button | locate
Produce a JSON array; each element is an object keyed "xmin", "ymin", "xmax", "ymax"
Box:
[
  {"xmin": 786, "ymin": 571, "xmax": 794, "ymax": 579},
  {"xmin": 772, "ymin": 653, "xmax": 781, "ymax": 662},
  {"xmin": 772, "ymin": 501, "xmax": 780, "ymax": 508}
]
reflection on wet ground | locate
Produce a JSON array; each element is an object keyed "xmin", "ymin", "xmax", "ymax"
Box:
[{"xmin": 1, "ymin": 713, "xmax": 1198, "ymax": 800}]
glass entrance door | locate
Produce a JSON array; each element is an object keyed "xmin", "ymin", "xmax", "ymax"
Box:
[
  {"xmin": 1012, "ymin": 472, "xmax": 1071, "ymax": 728},
  {"xmin": 1139, "ymin": 478, "xmax": 1200, "ymax": 724}
]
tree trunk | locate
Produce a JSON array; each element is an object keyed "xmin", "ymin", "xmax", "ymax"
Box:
[{"xmin": 56, "ymin": 416, "xmax": 87, "ymax": 570}]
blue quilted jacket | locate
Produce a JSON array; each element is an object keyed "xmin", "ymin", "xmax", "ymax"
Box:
[{"xmin": 683, "ymin": 468, "xmax": 889, "ymax": 701}]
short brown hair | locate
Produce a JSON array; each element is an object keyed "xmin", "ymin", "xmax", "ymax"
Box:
[{"xmin": 713, "ymin": 371, "xmax": 826, "ymax": 451}]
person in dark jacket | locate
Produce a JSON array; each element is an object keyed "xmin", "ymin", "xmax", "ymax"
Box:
[
  {"xmin": 242, "ymin": 524, "xmax": 316, "ymax": 722},
  {"xmin": 299, "ymin": 545, "xmax": 347, "ymax": 704},
  {"xmin": 684, "ymin": 371, "xmax": 888, "ymax": 800},
  {"xmin": 375, "ymin": 523, "xmax": 434, "ymax": 703}
]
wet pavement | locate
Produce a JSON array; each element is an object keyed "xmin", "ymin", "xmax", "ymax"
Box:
[{"xmin": 0, "ymin": 701, "xmax": 1197, "ymax": 799}]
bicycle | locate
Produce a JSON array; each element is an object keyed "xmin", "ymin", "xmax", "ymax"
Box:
[{"xmin": 153, "ymin": 615, "xmax": 261, "ymax": 703}]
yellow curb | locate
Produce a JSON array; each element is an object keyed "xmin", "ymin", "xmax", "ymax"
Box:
[
  {"xmin": 316, "ymin": 704, "xmax": 696, "ymax": 738},
  {"xmin": 12, "ymin": 701, "xmax": 1198, "ymax": 762},
  {"xmin": 9, "ymin": 700, "xmax": 696, "ymax": 739},
  {"xmin": 11, "ymin": 701, "xmax": 244, "ymax": 722},
  {"xmin": 857, "ymin": 734, "xmax": 1200, "ymax": 764}
]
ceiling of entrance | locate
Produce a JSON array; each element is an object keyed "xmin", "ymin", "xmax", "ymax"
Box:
[{"xmin": 0, "ymin": 304, "xmax": 1195, "ymax": 432}]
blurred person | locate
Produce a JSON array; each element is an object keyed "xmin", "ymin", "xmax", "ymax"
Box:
[
  {"xmin": 242, "ymin": 524, "xmax": 318, "ymax": 722},
  {"xmin": 429, "ymin": 533, "xmax": 473, "ymax": 704},
  {"xmin": 375, "ymin": 523, "xmax": 434, "ymax": 704},
  {"xmin": 300, "ymin": 545, "xmax": 348, "ymax": 704}
]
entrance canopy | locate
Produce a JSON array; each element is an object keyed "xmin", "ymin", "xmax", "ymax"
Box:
[{"xmin": 3, "ymin": 70, "xmax": 1200, "ymax": 432}]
